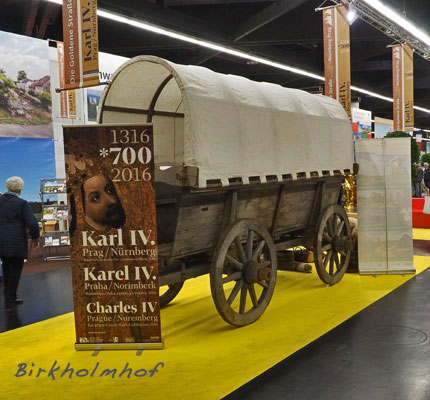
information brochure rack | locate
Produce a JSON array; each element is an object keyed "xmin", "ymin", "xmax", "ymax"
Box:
[{"xmin": 40, "ymin": 178, "xmax": 70, "ymax": 261}]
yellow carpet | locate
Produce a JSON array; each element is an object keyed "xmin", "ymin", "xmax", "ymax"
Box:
[
  {"xmin": 412, "ymin": 228, "xmax": 430, "ymax": 240},
  {"xmin": 0, "ymin": 234, "xmax": 429, "ymax": 399}
]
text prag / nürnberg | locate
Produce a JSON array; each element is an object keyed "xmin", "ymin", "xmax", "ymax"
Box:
[
  {"xmin": 82, "ymin": 228, "xmax": 157, "ymax": 258},
  {"xmin": 81, "ymin": 228, "xmax": 158, "ymax": 324}
]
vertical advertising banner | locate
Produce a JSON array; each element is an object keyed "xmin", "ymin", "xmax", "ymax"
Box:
[
  {"xmin": 393, "ymin": 44, "xmax": 414, "ymax": 132},
  {"xmin": 403, "ymin": 44, "xmax": 414, "ymax": 131},
  {"xmin": 57, "ymin": 42, "xmax": 76, "ymax": 119},
  {"xmin": 63, "ymin": 124, "xmax": 163, "ymax": 350},
  {"xmin": 323, "ymin": 5, "xmax": 351, "ymax": 117},
  {"xmin": 323, "ymin": 7, "xmax": 336, "ymax": 100},
  {"xmin": 415, "ymin": 131, "xmax": 423, "ymax": 151},
  {"xmin": 392, "ymin": 45, "xmax": 403, "ymax": 131},
  {"xmin": 62, "ymin": 0, "xmax": 100, "ymax": 89}
]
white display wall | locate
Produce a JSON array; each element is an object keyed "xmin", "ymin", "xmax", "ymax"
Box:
[{"xmin": 356, "ymin": 138, "xmax": 414, "ymax": 274}]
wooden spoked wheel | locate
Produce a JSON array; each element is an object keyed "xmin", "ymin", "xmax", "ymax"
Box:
[
  {"xmin": 159, "ymin": 282, "xmax": 184, "ymax": 307},
  {"xmin": 314, "ymin": 204, "xmax": 352, "ymax": 285},
  {"xmin": 210, "ymin": 219, "xmax": 277, "ymax": 326}
]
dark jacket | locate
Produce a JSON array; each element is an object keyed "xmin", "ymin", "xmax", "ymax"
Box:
[
  {"xmin": 424, "ymin": 168, "xmax": 430, "ymax": 186},
  {"xmin": 0, "ymin": 192, "xmax": 40, "ymax": 258},
  {"xmin": 416, "ymin": 166, "xmax": 424, "ymax": 182}
]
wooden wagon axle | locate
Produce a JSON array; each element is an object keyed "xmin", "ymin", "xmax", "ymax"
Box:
[
  {"xmin": 332, "ymin": 235, "xmax": 353, "ymax": 253},
  {"xmin": 243, "ymin": 260, "xmax": 272, "ymax": 284}
]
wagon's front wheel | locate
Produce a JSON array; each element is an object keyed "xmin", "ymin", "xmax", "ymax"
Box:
[
  {"xmin": 210, "ymin": 219, "xmax": 277, "ymax": 326},
  {"xmin": 159, "ymin": 282, "xmax": 184, "ymax": 308},
  {"xmin": 314, "ymin": 204, "xmax": 352, "ymax": 285}
]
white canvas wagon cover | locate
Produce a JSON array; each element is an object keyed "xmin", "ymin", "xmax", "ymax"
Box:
[{"xmin": 99, "ymin": 55, "xmax": 353, "ymax": 188}]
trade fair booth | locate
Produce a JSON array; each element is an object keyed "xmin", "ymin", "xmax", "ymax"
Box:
[{"xmin": 0, "ymin": 0, "xmax": 429, "ymax": 397}]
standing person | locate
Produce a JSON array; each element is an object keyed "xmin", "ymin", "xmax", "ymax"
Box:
[
  {"xmin": 414, "ymin": 162, "xmax": 424, "ymax": 198},
  {"xmin": 0, "ymin": 177, "xmax": 40, "ymax": 311},
  {"xmin": 424, "ymin": 162, "xmax": 430, "ymax": 194}
]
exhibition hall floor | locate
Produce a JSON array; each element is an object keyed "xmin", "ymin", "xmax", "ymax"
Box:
[{"xmin": 0, "ymin": 230, "xmax": 429, "ymax": 399}]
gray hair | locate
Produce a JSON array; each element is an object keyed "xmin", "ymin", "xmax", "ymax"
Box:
[{"xmin": 6, "ymin": 176, "xmax": 24, "ymax": 193}]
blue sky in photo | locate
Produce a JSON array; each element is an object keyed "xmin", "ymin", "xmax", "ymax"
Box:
[
  {"xmin": 0, "ymin": 31, "xmax": 49, "ymax": 81},
  {"xmin": 374, "ymin": 123, "xmax": 392, "ymax": 139},
  {"xmin": 0, "ymin": 137, "xmax": 55, "ymax": 201}
]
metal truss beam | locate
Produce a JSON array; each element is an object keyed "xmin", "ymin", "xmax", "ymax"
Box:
[{"xmin": 329, "ymin": 0, "xmax": 430, "ymax": 60}]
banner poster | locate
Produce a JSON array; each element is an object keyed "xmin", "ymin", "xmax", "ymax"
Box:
[
  {"xmin": 374, "ymin": 116, "xmax": 393, "ymax": 139},
  {"xmin": 57, "ymin": 42, "xmax": 76, "ymax": 119},
  {"xmin": 415, "ymin": 132, "xmax": 422, "ymax": 151},
  {"xmin": 63, "ymin": 124, "xmax": 163, "ymax": 350},
  {"xmin": 403, "ymin": 44, "xmax": 414, "ymax": 131},
  {"xmin": 62, "ymin": 0, "xmax": 100, "ymax": 90},
  {"xmin": 0, "ymin": 30, "xmax": 53, "ymax": 139},
  {"xmin": 351, "ymin": 107, "xmax": 372, "ymax": 138},
  {"xmin": 392, "ymin": 45, "xmax": 403, "ymax": 131},
  {"xmin": 393, "ymin": 44, "xmax": 414, "ymax": 132},
  {"xmin": 323, "ymin": 5, "xmax": 351, "ymax": 117}
]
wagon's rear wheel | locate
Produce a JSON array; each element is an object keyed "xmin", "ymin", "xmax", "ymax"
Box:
[
  {"xmin": 160, "ymin": 282, "xmax": 184, "ymax": 307},
  {"xmin": 210, "ymin": 219, "xmax": 277, "ymax": 326},
  {"xmin": 314, "ymin": 204, "xmax": 352, "ymax": 285}
]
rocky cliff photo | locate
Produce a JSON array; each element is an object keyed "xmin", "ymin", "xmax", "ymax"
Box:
[{"xmin": 0, "ymin": 70, "xmax": 53, "ymax": 138}]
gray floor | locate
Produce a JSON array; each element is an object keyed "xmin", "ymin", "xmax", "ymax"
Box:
[
  {"xmin": 225, "ymin": 268, "xmax": 430, "ymax": 400},
  {"xmin": 0, "ymin": 266, "xmax": 73, "ymax": 332}
]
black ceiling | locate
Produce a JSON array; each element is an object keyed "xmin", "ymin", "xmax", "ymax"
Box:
[{"xmin": 1, "ymin": 0, "xmax": 430, "ymax": 129}]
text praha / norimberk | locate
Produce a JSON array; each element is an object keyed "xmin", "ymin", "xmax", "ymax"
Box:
[{"xmin": 84, "ymin": 265, "xmax": 156, "ymax": 291}]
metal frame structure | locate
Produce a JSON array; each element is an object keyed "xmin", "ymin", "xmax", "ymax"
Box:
[{"xmin": 328, "ymin": 0, "xmax": 430, "ymax": 60}]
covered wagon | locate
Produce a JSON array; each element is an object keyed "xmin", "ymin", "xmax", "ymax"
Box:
[{"xmin": 98, "ymin": 55, "xmax": 354, "ymax": 326}]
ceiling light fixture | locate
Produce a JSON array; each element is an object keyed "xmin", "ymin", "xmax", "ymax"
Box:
[
  {"xmin": 45, "ymin": 0, "xmax": 430, "ymax": 116},
  {"xmin": 414, "ymin": 106, "xmax": 430, "ymax": 115},
  {"xmin": 350, "ymin": 85, "xmax": 393, "ymax": 103},
  {"xmin": 347, "ymin": 9, "xmax": 358, "ymax": 25}
]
